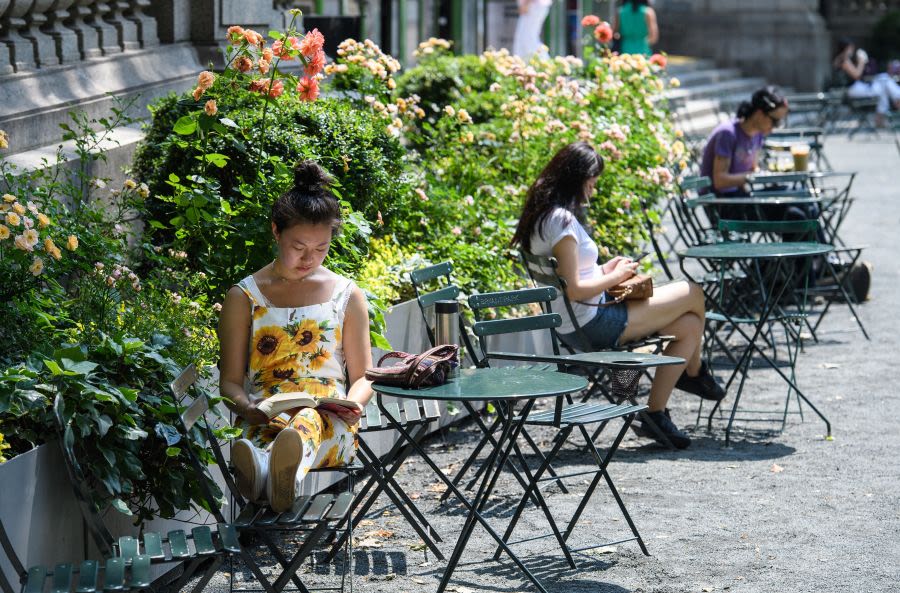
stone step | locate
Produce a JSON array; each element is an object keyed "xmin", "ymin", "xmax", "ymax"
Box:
[
  {"xmin": 668, "ymin": 67, "xmax": 745, "ymax": 89},
  {"xmin": 666, "ymin": 76, "xmax": 767, "ymax": 102},
  {"xmin": 665, "ymin": 56, "xmax": 718, "ymax": 74}
]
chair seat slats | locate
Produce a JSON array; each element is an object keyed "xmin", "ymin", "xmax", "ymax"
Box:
[
  {"xmin": 276, "ymin": 496, "xmax": 312, "ymax": 524},
  {"xmin": 102, "ymin": 557, "xmax": 126, "ymax": 591},
  {"xmin": 166, "ymin": 530, "xmax": 190, "ymax": 559},
  {"xmin": 302, "ymin": 495, "xmax": 333, "ymax": 522},
  {"xmin": 141, "ymin": 532, "xmax": 164, "ymax": 560},
  {"xmin": 402, "ymin": 399, "xmax": 421, "ymax": 423},
  {"xmin": 25, "ymin": 566, "xmax": 48, "ymax": 593},
  {"xmin": 217, "ymin": 523, "xmax": 241, "ymax": 553},
  {"xmin": 191, "ymin": 526, "xmax": 216, "ymax": 556},
  {"xmin": 423, "ymin": 399, "xmax": 441, "ymax": 420},
  {"xmin": 128, "ymin": 556, "xmax": 151, "ymax": 589},
  {"xmin": 326, "ymin": 492, "xmax": 353, "ymax": 521},
  {"xmin": 49, "ymin": 563, "xmax": 74, "ymax": 593},
  {"xmin": 117, "ymin": 536, "xmax": 138, "ymax": 561},
  {"xmin": 233, "ymin": 504, "xmax": 261, "ymax": 527},
  {"xmin": 364, "ymin": 403, "xmax": 382, "ymax": 431},
  {"xmin": 75, "ymin": 560, "xmax": 98, "ymax": 593},
  {"xmin": 255, "ymin": 509, "xmax": 281, "ymax": 526}
]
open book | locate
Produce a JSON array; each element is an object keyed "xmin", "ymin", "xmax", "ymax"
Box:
[{"xmin": 256, "ymin": 393, "xmax": 363, "ymax": 419}]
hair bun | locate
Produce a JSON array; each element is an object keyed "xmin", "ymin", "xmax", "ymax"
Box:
[{"xmin": 293, "ymin": 160, "xmax": 331, "ymax": 193}]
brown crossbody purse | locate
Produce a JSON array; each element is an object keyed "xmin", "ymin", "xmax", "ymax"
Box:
[
  {"xmin": 580, "ymin": 274, "xmax": 653, "ymax": 306},
  {"xmin": 364, "ymin": 344, "xmax": 460, "ymax": 389}
]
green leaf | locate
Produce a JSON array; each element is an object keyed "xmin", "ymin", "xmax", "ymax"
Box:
[
  {"xmin": 165, "ymin": 447, "xmax": 181, "ymax": 457},
  {"xmin": 370, "ymin": 331, "xmax": 391, "ymax": 351},
  {"xmin": 120, "ymin": 426, "xmax": 148, "ymax": 440},
  {"xmin": 268, "ymin": 30, "xmax": 284, "ymax": 40},
  {"xmin": 96, "ymin": 414, "xmax": 113, "ymax": 437},
  {"xmin": 204, "ymin": 153, "xmax": 228, "ymax": 168},
  {"xmin": 220, "ymin": 199, "xmax": 234, "ymax": 215},
  {"xmin": 173, "ymin": 116, "xmax": 197, "ymax": 136},
  {"xmin": 63, "ymin": 360, "xmax": 98, "ymax": 376},
  {"xmin": 43, "ymin": 359, "xmax": 66, "ymax": 376},
  {"xmin": 148, "ymin": 219, "xmax": 167, "ymax": 229},
  {"xmin": 111, "ymin": 499, "xmax": 132, "ymax": 515}
]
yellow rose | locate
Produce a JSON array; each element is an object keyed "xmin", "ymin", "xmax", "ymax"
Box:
[
  {"xmin": 6, "ymin": 212, "xmax": 20, "ymax": 227},
  {"xmin": 29, "ymin": 257, "xmax": 44, "ymax": 276},
  {"xmin": 23, "ymin": 229, "xmax": 39, "ymax": 247},
  {"xmin": 0, "ymin": 130, "xmax": 8, "ymax": 150},
  {"xmin": 44, "ymin": 238, "xmax": 57, "ymax": 253},
  {"xmin": 2, "ymin": 194, "xmax": 15, "ymax": 203},
  {"xmin": 124, "ymin": 179, "xmax": 137, "ymax": 190},
  {"xmin": 11, "ymin": 203, "xmax": 25, "ymax": 216},
  {"xmin": 0, "ymin": 225, "xmax": 9, "ymax": 240},
  {"xmin": 66, "ymin": 235, "xmax": 78, "ymax": 251},
  {"xmin": 49, "ymin": 246, "xmax": 62, "ymax": 261}
]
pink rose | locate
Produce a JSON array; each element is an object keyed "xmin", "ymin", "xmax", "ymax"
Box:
[
  {"xmin": 299, "ymin": 29, "xmax": 325, "ymax": 58},
  {"xmin": 204, "ymin": 100, "xmax": 218, "ymax": 116},
  {"xmin": 581, "ymin": 15, "xmax": 600, "ymax": 27},
  {"xmin": 649, "ymin": 53, "xmax": 667, "ymax": 68},
  {"xmin": 304, "ymin": 50, "xmax": 325, "ymax": 77},
  {"xmin": 262, "ymin": 48, "xmax": 274, "ymax": 63},
  {"xmin": 197, "ymin": 70, "xmax": 215, "ymax": 91},
  {"xmin": 296, "ymin": 76, "xmax": 320, "ymax": 101},
  {"xmin": 273, "ymin": 36, "xmax": 301, "ymax": 60},
  {"xmin": 226, "ymin": 26, "xmax": 244, "ymax": 44},
  {"xmin": 257, "ymin": 59, "xmax": 270, "ymax": 74},
  {"xmin": 234, "ymin": 56, "xmax": 253, "ymax": 73},
  {"xmin": 593, "ymin": 23, "xmax": 613, "ymax": 44},
  {"xmin": 250, "ymin": 79, "xmax": 285, "ymax": 98},
  {"xmin": 192, "ymin": 86, "xmax": 203, "ymax": 101},
  {"xmin": 243, "ymin": 29, "xmax": 263, "ymax": 47}
]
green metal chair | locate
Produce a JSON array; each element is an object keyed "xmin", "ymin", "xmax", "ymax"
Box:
[
  {"xmin": 0, "ymin": 513, "xmax": 151, "ymax": 593},
  {"xmin": 467, "ymin": 286, "xmax": 683, "ymax": 565},
  {"xmin": 169, "ymin": 364, "xmax": 355, "ymax": 593},
  {"xmin": 409, "ymin": 261, "xmax": 570, "ymax": 501},
  {"xmin": 52, "ymin": 393, "xmax": 240, "ymax": 593}
]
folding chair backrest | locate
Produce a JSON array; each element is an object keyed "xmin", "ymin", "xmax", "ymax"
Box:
[
  {"xmin": 678, "ymin": 175, "xmax": 711, "ymax": 196},
  {"xmin": 638, "ymin": 196, "xmax": 676, "ymax": 280},
  {"xmin": 468, "ymin": 287, "xmax": 562, "ymax": 364},
  {"xmin": 409, "ymin": 261, "xmax": 479, "ymax": 364},
  {"xmin": 169, "ymin": 364, "xmax": 239, "ymax": 520},
  {"xmin": 519, "ymin": 251, "xmax": 595, "ymax": 353}
]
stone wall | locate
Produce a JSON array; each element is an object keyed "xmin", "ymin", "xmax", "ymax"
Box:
[{"xmin": 653, "ymin": 0, "xmax": 831, "ymax": 92}]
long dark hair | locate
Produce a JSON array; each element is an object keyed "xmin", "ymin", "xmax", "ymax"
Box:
[
  {"xmin": 834, "ymin": 37, "xmax": 855, "ymax": 61},
  {"xmin": 735, "ymin": 86, "xmax": 786, "ymax": 120},
  {"xmin": 511, "ymin": 142, "xmax": 604, "ymax": 252},
  {"xmin": 623, "ymin": 0, "xmax": 649, "ymax": 11},
  {"xmin": 271, "ymin": 161, "xmax": 342, "ymax": 235}
]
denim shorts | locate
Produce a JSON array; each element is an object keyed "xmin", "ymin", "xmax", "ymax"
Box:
[{"xmin": 558, "ymin": 301, "xmax": 629, "ymax": 350}]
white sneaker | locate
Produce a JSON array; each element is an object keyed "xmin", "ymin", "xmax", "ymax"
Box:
[
  {"xmin": 267, "ymin": 428, "xmax": 304, "ymax": 513},
  {"xmin": 231, "ymin": 439, "xmax": 268, "ymax": 503}
]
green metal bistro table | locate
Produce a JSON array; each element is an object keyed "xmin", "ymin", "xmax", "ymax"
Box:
[
  {"xmin": 679, "ymin": 242, "xmax": 833, "ymax": 445},
  {"xmin": 373, "ymin": 367, "xmax": 588, "ymax": 593}
]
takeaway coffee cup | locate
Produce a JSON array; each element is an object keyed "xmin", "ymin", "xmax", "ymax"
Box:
[{"xmin": 791, "ymin": 144, "xmax": 810, "ymax": 172}]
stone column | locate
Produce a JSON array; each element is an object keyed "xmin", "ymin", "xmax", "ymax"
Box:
[
  {"xmin": 1, "ymin": 0, "xmax": 39, "ymax": 71},
  {"xmin": 104, "ymin": 0, "xmax": 138, "ymax": 50},
  {"xmin": 66, "ymin": 0, "xmax": 102, "ymax": 58},
  {"xmin": 124, "ymin": 0, "xmax": 157, "ymax": 47},
  {"xmin": 23, "ymin": 0, "xmax": 61, "ymax": 66},
  {"xmin": 0, "ymin": 0, "xmax": 15, "ymax": 73},
  {"xmin": 87, "ymin": 0, "xmax": 122, "ymax": 54},
  {"xmin": 43, "ymin": 0, "xmax": 81, "ymax": 64}
]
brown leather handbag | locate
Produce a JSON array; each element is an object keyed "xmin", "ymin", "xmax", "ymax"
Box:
[
  {"xmin": 606, "ymin": 273, "xmax": 653, "ymax": 302},
  {"xmin": 365, "ymin": 344, "xmax": 460, "ymax": 389}
]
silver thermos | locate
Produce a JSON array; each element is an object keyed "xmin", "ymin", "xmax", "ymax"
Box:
[{"xmin": 434, "ymin": 300, "xmax": 460, "ymax": 375}]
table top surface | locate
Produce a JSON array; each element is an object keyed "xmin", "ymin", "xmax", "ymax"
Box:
[
  {"xmin": 679, "ymin": 241, "xmax": 833, "ymax": 260},
  {"xmin": 487, "ymin": 350, "xmax": 685, "ymax": 369},
  {"xmin": 372, "ymin": 367, "xmax": 588, "ymax": 401},
  {"xmin": 690, "ymin": 194, "xmax": 823, "ymax": 206},
  {"xmin": 746, "ymin": 172, "xmax": 811, "ymax": 184}
]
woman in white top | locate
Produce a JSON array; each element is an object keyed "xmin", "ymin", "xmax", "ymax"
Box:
[
  {"xmin": 511, "ymin": 142, "xmax": 723, "ymax": 449},
  {"xmin": 512, "ymin": 0, "xmax": 552, "ymax": 60}
]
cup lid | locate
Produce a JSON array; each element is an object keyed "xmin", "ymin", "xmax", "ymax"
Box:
[{"xmin": 435, "ymin": 300, "xmax": 459, "ymax": 313}]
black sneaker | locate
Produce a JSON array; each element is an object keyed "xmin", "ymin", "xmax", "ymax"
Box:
[
  {"xmin": 675, "ymin": 361, "xmax": 725, "ymax": 401},
  {"xmin": 633, "ymin": 409, "xmax": 691, "ymax": 449}
]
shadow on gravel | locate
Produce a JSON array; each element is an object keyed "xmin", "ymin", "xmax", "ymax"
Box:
[
  {"xmin": 466, "ymin": 554, "xmax": 631, "ymax": 592},
  {"xmin": 612, "ymin": 435, "xmax": 796, "ymax": 463}
]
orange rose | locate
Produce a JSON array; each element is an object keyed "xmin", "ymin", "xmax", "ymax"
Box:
[
  {"xmin": 593, "ymin": 22, "xmax": 613, "ymax": 44},
  {"xmin": 226, "ymin": 25, "xmax": 244, "ymax": 44},
  {"xmin": 299, "ymin": 28, "xmax": 325, "ymax": 58},
  {"xmin": 296, "ymin": 76, "xmax": 319, "ymax": 102},
  {"xmin": 304, "ymin": 50, "xmax": 325, "ymax": 77},
  {"xmin": 197, "ymin": 70, "xmax": 215, "ymax": 91},
  {"xmin": 234, "ymin": 56, "xmax": 253, "ymax": 73},
  {"xmin": 204, "ymin": 99, "xmax": 218, "ymax": 116}
]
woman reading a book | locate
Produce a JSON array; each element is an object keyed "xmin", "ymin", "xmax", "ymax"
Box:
[{"xmin": 218, "ymin": 161, "xmax": 373, "ymax": 512}]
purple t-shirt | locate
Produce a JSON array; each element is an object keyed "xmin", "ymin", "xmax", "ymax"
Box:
[{"xmin": 699, "ymin": 120, "xmax": 764, "ymax": 194}]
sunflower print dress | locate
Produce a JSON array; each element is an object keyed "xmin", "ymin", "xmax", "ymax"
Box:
[{"xmin": 236, "ymin": 274, "xmax": 358, "ymax": 481}]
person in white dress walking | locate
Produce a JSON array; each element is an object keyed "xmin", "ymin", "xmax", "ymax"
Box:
[{"xmin": 512, "ymin": 0, "xmax": 552, "ymax": 60}]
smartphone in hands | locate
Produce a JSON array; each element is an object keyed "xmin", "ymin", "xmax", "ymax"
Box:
[{"xmin": 633, "ymin": 251, "xmax": 650, "ymax": 263}]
